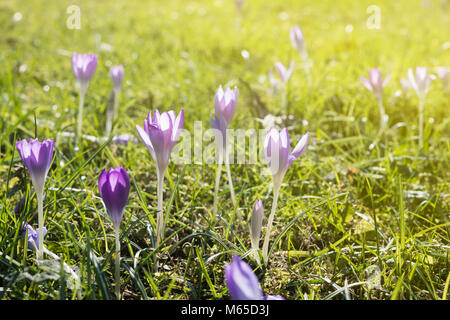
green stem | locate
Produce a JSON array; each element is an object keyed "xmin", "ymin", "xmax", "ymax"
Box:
[
  {"xmin": 114, "ymin": 226, "xmax": 120, "ymax": 300},
  {"xmin": 419, "ymin": 97, "xmax": 424, "ymax": 149},
  {"xmin": 262, "ymin": 183, "xmax": 280, "ymax": 264},
  {"xmin": 224, "ymin": 145, "xmax": 236, "ymax": 208},
  {"xmin": 213, "ymin": 149, "xmax": 223, "ymax": 215}
]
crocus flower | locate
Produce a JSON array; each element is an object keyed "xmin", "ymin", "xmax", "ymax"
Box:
[
  {"xmin": 264, "ymin": 128, "xmax": 309, "ymax": 188},
  {"xmin": 72, "ymin": 52, "xmax": 98, "ymax": 141},
  {"xmin": 400, "ymin": 77, "xmax": 412, "ymax": 91},
  {"xmin": 435, "ymin": 66, "xmax": 449, "ymax": 92},
  {"xmin": 360, "ymin": 69, "xmax": 390, "ymax": 129},
  {"xmin": 136, "ymin": 109, "xmax": 185, "ymax": 176},
  {"xmin": 16, "ymin": 138, "xmax": 54, "ymax": 195},
  {"xmin": 136, "ymin": 109, "xmax": 184, "ymax": 249},
  {"xmin": 290, "ymin": 25, "xmax": 307, "ymax": 58},
  {"xmin": 360, "ymin": 68, "xmax": 390, "ymax": 100},
  {"xmin": 110, "ymin": 65, "xmax": 124, "ymax": 92},
  {"xmin": 262, "ymin": 128, "xmax": 308, "ymax": 263},
  {"xmin": 22, "ymin": 222, "xmax": 47, "ymax": 251},
  {"xmin": 408, "ymin": 67, "xmax": 434, "ymax": 100},
  {"xmin": 225, "ymin": 255, "xmax": 285, "ymax": 300},
  {"xmin": 71, "ymin": 53, "xmax": 98, "ymax": 90},
  {"xmin": 274, "ymin": 61, "xmax": 295, "ymax": 84},
  {"xmin": 210, "ymin": 86, "xmax": 239, "ymax": 212},
  {"xmin": 250, "ymin": 200, "xmax": 263, "ymax": 252},
  {"xmin": 98, "ymin": 167, "xmax": 130, "ymax": 229}
]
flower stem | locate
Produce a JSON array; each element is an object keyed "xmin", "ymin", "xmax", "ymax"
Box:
[
  {"xmin": 377, "ymin": 98, "xmax": 387, "ymax": 131},
  {"xmin": 36, "ymin": 190, "xmax": 44, "ymax": 260},
  {"xmin": 114, "ymin": 226, "xmax": 121, "ymax": 300},
  {"xmin": 224, "ymin": 145, "xmax": 236, "ymax": 208},
  {"xmin": 419, "ymin": 97, "xmax": 424, "ymax": 149},
  {"xmin": 213, "ymin": 150, "xmax": 223, "ymax": 215},
  {"xmin": 262, "ymin": 183, "xmax": 280, "ymax": 264},
  {"xmin": 155, "ymin": 170, "xmax": 165, "ymax": 249},
  {"xmin": 76, "ymin": 89, "xmax": 86, "ymax": 144}
]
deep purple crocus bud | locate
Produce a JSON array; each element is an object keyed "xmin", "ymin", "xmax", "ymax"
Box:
[
  {"xmin": 22, "ymin": 222, "xmax": 47, "ymax": 251},
  {"xmin": 98, "ymin": 167, "xmax": 130, "ymax": 229},
  {"xmin": 110, "ymin": 65, "xmax": 124, "ymax": 92},
  {"xmin": 136, "ymin": 109, "xmax": 185, "ymax": 175},
  {"xmin": 290, "ymin": 25, "xmax": 307, "ymax": 57},
  {"xmin": 225, "ymin": 255, "xmax": 285, "ymax": 300},
  {"xmin": 250, "ymin": 200, "xmax": 263, "ymax": 250},
  {"xmin": 225, "ymin": 255, "xmax": 264, "ymax": 300},
  {"xmin": 16, "ymin": 138, "xmax": 54, "ymax": 194},
  {"xmin": 360, "ymin": 68, "xmax": 390, "ymax": 100},
  {"xmin": 214, "ymin": 86, "xmax": 238, "ymax": 127},
  {"xmin": 264, "ymin": 128, "xmax": 309, "ymax": 187},
  {"xmin": 274, "ymin": 61, "xmax": 294, "ymax": 84},
  {"xmin": 408, "ymin": 67, "xmax": 434, "ymax": 99},
  {"xmin": 71, "ymin": 53, "xmax": 98, "ymax": 89}
]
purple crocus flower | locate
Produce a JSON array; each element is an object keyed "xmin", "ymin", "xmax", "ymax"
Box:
[
  {"xmin": 98, "ymin": 167, "xmax": 130, "ymax": 229},
  {"xmin": 213, "ymin": 86, "xmax": 238, "ymax": 127},
  {"xmin": 250, "ymin": 200, "xmax": 263, "ymax": 251},
  {"xmin": 136, "ymin": 109, "xmax": 185, "ymax": 176},
  {"xmin": 71, "ymin": 53, "xmax": 98, "ymax": 88},
  {"xmin": 274, "ymin": 61, "xmax": 295, "ymax": 84},
  {"xmin": 110, "ymin": 65, "xmax": 124, "ymax": 92},
  {"xmin": 22, "ymin": 222, "xmax": 47, "ymax": 251},
  {"xmin": 360, "ymin": 68, "xmax": 390, "ymax": 100},
  {"xmin": 225, "ymin": 255, "xmax": 285, "ymax": 300},
  {"xmin": 264, "ymin": 128, "xmax": 309, "ymax": 188},
  {"xmin": 290, "ymin": 25, "xmax": 307, "ymax": 58},
  {"xmin": 16, "ymin": 138, "xmax": 54, "ymax": 194},
  {"xmin": 408, "ymin": 67, "xmax": 434, "ymax": 100}
]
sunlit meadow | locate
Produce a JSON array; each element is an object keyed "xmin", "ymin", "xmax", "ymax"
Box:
[{"xmin": 0, "ymin": 0, "xmax": 449, "ymax": 300}]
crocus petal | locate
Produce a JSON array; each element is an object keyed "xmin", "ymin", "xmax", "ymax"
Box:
[{"xmin": 225, "ymin": 255, "xmax": 263, "ymax": 300}]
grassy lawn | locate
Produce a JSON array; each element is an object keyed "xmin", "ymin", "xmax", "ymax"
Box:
[{"xmin": 0, "ymin": 0, "xmax": 449, "ymax": 300}]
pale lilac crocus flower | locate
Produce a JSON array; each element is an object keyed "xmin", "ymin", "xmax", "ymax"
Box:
[
  {"xmin": 98, "ymin": 167, "xmax": 130, "ymax": 299},
  {"xmin": 16, "ymin": 138, "xmax": 54, "ymax": 259},
  {"xmin": 435, "ymin": 66, "xmax": 448, "ymax": 93},
  {"xmin": 290, "ymin": 26, "xmax": 307, "ymax": 60},
  {"xmin": 262, "ymin": 128, "xmax": 309, "ymax": 263},
  {"xmin": 225, "ymin": 255, "xmax": 285, "ymax": 300},
  {"xmin": 272, "ymin": 61, "xmax": 294, "ymax": 110},
  {"xmin": 210, "ymin": 86, "xmax": 239, "ymax": 213},
  {"xmin": 72, "ymin": 53, "xmax": 98, "ymax": 142},
  {"xmin": 22, "ymin": 222, "xmax": 47, "ymax": 252},
  {"xmin": 360, "ymin": 69, "xmax": 390, "ymax": 130},
  {"xmin": 136, "ymin": 109, "xmax": 184, "ymax": 248},
  {"xmin": 106, "ymin": 65, "xmax": 125, "ymax": 135},
  {"xmin": 408, "ymin": 67, "xmax": 435, "ymax": 148}
]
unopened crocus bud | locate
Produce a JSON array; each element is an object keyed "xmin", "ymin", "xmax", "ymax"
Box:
[
  {"xmin": 214, "ymin": 86, "xmax": 238, "ymax": 127},
  {"xmin": 16, "ymin": 138, "xmax": 54, "ymax": 194},
  {"xmin": 71, "ymin": 53, "xmax": 98, "ymax": 90},
  {"xmin": 408, "ymin": 67, "xmax": 434, "ymax": 100},
  {"xmin": 290, "ymin": 25, "xmax": 307, "ymax": 58},
  {"xmin": 22, "ymin": 222, "xmax": 47, "ymax": 251},
  {"xmin": 250, "ymin": 200, "xmax": 263, "ymax": 250},
  {"xmin": 360, "ymin": 69, "xmax": 390, "ymax": 100},
  {"xmin": 274, "ymin": 61, "xmax": 294, "ymax": 84},
  {"xmin": 225, "ymin": 255, "xmax": 285, "ymax": 300},
  {"xmin": 98, "ymin": 167, "xmax": 130, "ymax": 229},
  {"xmin": 136, "ymin": 109, "xmax": 185, "ymax": 176},
  {"xmin": 264, "ymin": 128, "xmax": 309, "ymax": 188},
  {"xmin": 110, "ymin": 65, "xmax": 124, "ymax": 92}
]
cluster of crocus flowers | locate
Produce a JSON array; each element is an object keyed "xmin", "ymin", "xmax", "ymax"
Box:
[
  {"xmin": 106, "ymin": 65, "xmax": 125, "ymax": 135},
  {"xmin": 225, "ymin": 255, "xmax": 284, "ymax": 300},
  {"xmin": 262, "ymin": 128, "xmax": 309, "ymax": 263},
  {"xmin": 210, "ymin": 85, "xmax": 238, "ymax": 214},
  {"xmin": 136, "ymin": 109, "xmax": 185, "ymax": 248},
  {"xmin": 16, "ymin": 138, "xmax": 54, "ymax": 259},
  {"xmin": 407, "ymin": 67, "xmax": 435, "ymax": 148},
  {"xmin": 71, "ymin": 53, "xmax": 98, "ymax": 142},
  {"xmin": 98, "ymin": 167, "xmax": 130, "ymax": 299},
  {"xmin": 360, "ymin": 68, "xmax": 390, "ymax": 130}
]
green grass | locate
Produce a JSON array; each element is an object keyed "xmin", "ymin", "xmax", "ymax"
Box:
[{"xmin": 0, "ymin": 0, "xmax": 449, "ymax": 300}]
